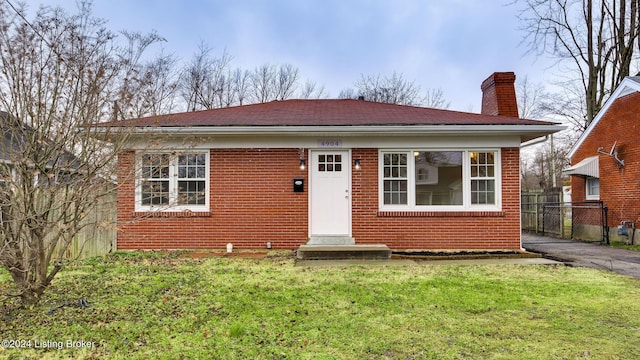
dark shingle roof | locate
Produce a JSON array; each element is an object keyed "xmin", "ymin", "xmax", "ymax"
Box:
[{"xmin": 103, "ymin": 99, "xmax": 554, "ymax": 127}]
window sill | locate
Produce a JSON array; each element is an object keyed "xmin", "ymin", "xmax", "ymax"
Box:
[
  {"xmin": 132, "ymin": 211, "xmax": 211, "ymax": 218},
  {"xmin": 377, "ymin": 210, "xmax": 505, "ymax": 218}
]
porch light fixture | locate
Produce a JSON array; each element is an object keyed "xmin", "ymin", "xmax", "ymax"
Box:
[
  {"xmin": 354, "ymin": 158, "xmax": 361, "ymax": 170},
  {"xmin": 299, "ymin": 148, "xmax": 306, "ymax": 171}
]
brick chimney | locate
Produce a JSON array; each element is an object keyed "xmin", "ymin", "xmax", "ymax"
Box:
[{"xmin": 480, "ymin": 72, "xmax": 519, "ymax": 117}]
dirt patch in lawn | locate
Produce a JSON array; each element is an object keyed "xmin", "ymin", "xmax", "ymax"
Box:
[{"xmin": 182, "ymin": 251, "xmax": 268, "ymax": 259}]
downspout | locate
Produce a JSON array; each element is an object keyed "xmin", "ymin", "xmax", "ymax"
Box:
[
  {"xmin": 551, "ymin": 134, "xmax": 557, "ymax": 188},
  {"xmin": 519, "ymin": 135, "xmax": 549, "ymax": 252}
]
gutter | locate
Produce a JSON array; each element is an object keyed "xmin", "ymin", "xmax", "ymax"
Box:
[{"xmin": 520, "ymin": 135, "xmax": 549, "ymax": 148}]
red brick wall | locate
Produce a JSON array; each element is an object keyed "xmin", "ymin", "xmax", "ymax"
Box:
[
  {"xmin": 117, "ymin": 149, "xmax": 309, "ymax": 250},
  {"xmin": 352, "ymin": 148, "xmax": 522, "ymax": 250},
  {"xmin": 117, "ymin": 147, "xmax": 523, "ymax": 250},
  {"xmin": 570, "ymin": 92, "xmax": 640, "ymax": 227}
]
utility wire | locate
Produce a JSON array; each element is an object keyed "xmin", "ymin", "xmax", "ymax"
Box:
[{"xmin": 2, "ymin": 0, "xmax": 56, "ymax": 52}]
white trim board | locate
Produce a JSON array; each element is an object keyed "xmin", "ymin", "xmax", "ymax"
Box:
[{"xmin": 125, "ymin": 135, "xmax": 527, "ymax": 150}]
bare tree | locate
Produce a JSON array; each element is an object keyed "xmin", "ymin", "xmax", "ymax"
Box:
[
  {"xmin": 353, "ymin": 73, "xmax": 422, "ymax": 105},
  {"xmin": 299, "ymin": 79, "xmax": 328, "ymax": 99},
  {"xmin": 422, "ymin": 88, "xmax": 451, "ymax": 109},
  {"xmin": 250, "ymin": 64, "xmax": 276, "ymax": 103},
  {"xmin": 217, "ymin": 67, "xmax": 236, "ymax": 108},
  {"xmin": 300, "ymin": 80, "xmax": 317, "ymax": 99},
  {"xmin": 340, "ymin": 72, "xmax": 449, "ymax": 108},
  {"xmin": 516, "ymin": 76, "xmax": 574, "ymax": 190},
  {"xmin": 523, "ymin": 142, "xmax": 571, "ymax": 191},
  {"xmin": 338, "ymin": 87, "xmax": 358, "ymax": 100},
  {"xmin": 180, "ymin": 44, "xmax": 232, "ymax": 111},
  {"xmin": 231, "ymin": 68, "xmax": 252, "ymax": 106},
  {"xmin": 0, "ymin": 1, "xmax": 161, "ymax": 306},
  {"xmin": 117, "ymin": 48, "xmax": 180, "ymax": 118},
  {"xmin": 139, "ymin": 50, "xmax": 181, "ymax": 116},
  {"xmin": 516, "ymin": 75, "xmax": 548, "ymax": 119},
  {"xmin": 110, "ymin": 31, "xmax": 168, "ymax": 120},
  {"xmin": 273, "ymin": 63, "xmax": 300, "ymax": 101},
  {"xmin": 518, "ymin": 0, "xmax": 640, "ymax": 127},
  {"xmin": 536, "ymin": 80, "xmax": 590, "ymax": 137},
  {"xmin": 179, "ymin": 53, "xmax": 309, "ymax": 107},
  {"xmin": 180, "ymin": 43, "xmax": 208, "ymax": 111}
]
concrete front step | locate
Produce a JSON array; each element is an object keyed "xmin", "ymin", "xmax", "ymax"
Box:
[
  {"xmin": 306, "ymin": 236, "xmax": 356, "ymax": 245},
  {"xmin": 296, "ymin": 244, "xmax": 392, "ymax": 260}
]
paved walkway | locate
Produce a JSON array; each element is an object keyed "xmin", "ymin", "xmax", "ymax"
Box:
[
  {"xmin": 522, "ymin": 233, "xmax": 640, "ymax": 280},
  {"xmin": 295, "ymin": 257, "xmax": 560, "ymax": 267}
]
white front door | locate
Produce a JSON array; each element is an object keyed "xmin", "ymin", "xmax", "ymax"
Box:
[{"xmin": 310, "ymin": 150, "xmax": 351, "ymax": 237}]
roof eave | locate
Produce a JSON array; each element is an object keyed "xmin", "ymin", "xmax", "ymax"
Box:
[{"xmin": 94, "ymin": 124, "xmax": 565, "ymax": 141}]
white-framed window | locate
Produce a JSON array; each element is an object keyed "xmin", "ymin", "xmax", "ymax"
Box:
[
  {"xmin": 382, "ymin": 153, "xmax": 408, "ymax": 205},
  {"xmin": 135, "ymin": 150, "xmax": 210, "ymax": 212},
  {"xmin": 379, "ymin": 149, "xmax": 501, "ymax": 211},
  {"xmin": 585, "ymin": 177, "xmax": 600, "ymax": 200},
  {"xmin": 470, "ymin": 151, "xmax": 496, "ymax": 205}
]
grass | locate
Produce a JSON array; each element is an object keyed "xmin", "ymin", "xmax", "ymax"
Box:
[
  {"xmin": 1, "ymin": 251, "xmax": 640, "ymax": 359},
  {"xmin": 609, "ymin": 241, "xmax": 640, "ymax": 252}
]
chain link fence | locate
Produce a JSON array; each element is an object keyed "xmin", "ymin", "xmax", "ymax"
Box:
[{"xmin": 522, "ymin": 191, "xmax": 609, "ymax": 244}]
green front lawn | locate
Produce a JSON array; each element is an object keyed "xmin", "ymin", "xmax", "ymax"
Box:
[{"xmin": 1, "ymin": 251, "xmax": 639, "ymax": 359}]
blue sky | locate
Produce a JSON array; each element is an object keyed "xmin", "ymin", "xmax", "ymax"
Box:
[{"xmin": 37, "ymin": 0, "xmax": 553, "ymax": 112}]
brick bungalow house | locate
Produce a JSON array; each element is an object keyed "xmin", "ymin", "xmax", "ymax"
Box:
[
  {"xmin": 564, "ymin": 76, "xmax": 640, "ymax": 243},
  {"xmin": 102, "ymin": 72, "xmax": 562, "ymax": 251}
]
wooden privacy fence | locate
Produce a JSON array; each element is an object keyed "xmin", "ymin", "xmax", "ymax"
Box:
[
  {"xmin": 55, "ymin": 191, "xmax": 117, "ymax": 259},
  {"xmin": 521, "ymin": 191, "xmax": 563, "ymax": 234},
  {"xmin": 72, "ymin": 192, "xmax": 116, "ymax": 258}
]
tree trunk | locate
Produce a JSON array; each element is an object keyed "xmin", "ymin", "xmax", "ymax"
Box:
[{"xmin": 585, "ymin": 0, "xmax": 598, "ymax": 124}]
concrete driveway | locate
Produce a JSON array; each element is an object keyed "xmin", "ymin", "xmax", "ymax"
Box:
[{"xmin": 522, "ymin": 233, "xmax": 640, "ymax": 280}]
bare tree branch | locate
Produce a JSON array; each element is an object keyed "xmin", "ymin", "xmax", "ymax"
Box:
[
  {"xmin": 180, "ymin": 44, "xmax": 232, "ymax": 111},
  {"xmin": 340, "ymin": 72, "xmax": 449, "ymax": 108},
  {"xmin": 0, "ymin": 0, "xmax": 161, "ymax": 306},
  {"xmin": 299, "ymin": 80, "xmax": 328, "ymax": 99},
  {"xmin": 517, "ymin": 0, "xmax": 640, "ymax": 128},
  {"xmin": 273, "ymin": 63, "xmax": 299, "ymax": 101}
]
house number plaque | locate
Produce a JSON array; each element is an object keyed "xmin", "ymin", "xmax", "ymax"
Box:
[{"xmin": 317, "ymin": 139, "xmax": 343, "ymax": 148}]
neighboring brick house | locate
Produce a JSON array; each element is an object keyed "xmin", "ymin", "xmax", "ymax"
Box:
[
  {"xmin": 99, "ymin": 72, "xmax": 562, "ymax": 251},
  {"xmin": 565, "ymin": 76, "xmax": 640, "ymax": 243}
]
